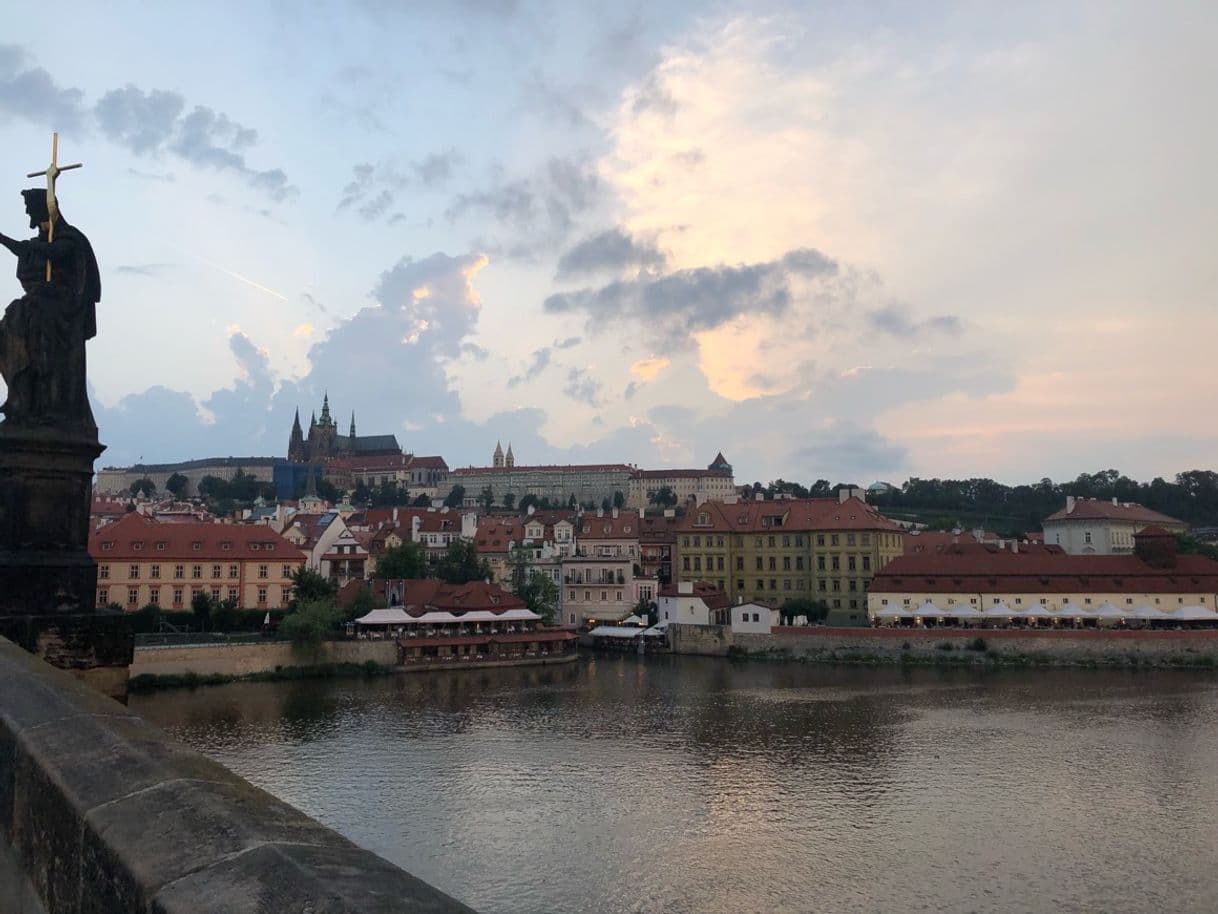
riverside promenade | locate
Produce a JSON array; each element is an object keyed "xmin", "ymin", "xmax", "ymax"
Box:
[{"xmin": 669, "ymin": 623, "xmax": 1218, "ymax": 667}]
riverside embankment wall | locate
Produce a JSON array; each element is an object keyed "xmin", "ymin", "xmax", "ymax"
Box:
[
  {"xmin": 669, "ymin": 624, "xmax": 1218, "ymax": 666},
  {"xmin": 130, "ymin": 639, "xmax": 398, "ymax": 677},
  {"xmin": 0, "ymin": 636, "xmax": 474, "ymax": 914}
]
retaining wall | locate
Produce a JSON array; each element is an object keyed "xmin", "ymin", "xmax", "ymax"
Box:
[
  {"xmin": 130, "ymin": 639, "xmax": 398, "ymax": 677},
  {"xmin": 0, "ymin": 636, "xmax": 474, "ymax": 914},
  {"xmin": 670, "ymin": 624, "xmax": 1218, "ymax": 666}
]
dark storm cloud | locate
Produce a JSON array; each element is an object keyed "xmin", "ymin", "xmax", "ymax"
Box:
[
  {"xmin": 545, "ymin": 248, "xmax": 839, "ymax": 343},
  {"xmin": 555, "ymin": 228, "xmax": 667, "ymax": 279},
  {"xmin": 0, "ymin": 45, "xmax": 86, "ymax": 130},
  {"xmin": 867, "ymin": 305, "xmax": 962, "ymax": 337}
]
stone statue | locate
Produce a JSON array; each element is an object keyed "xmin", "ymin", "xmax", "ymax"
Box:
[{"xmin": 0, "ymin": 185, "xmax": 100, "ymax": 434}]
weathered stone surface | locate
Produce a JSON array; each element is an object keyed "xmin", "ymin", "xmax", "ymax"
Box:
[
  {"xmin": 151, "ymin": 843, "xmax": 475, "ymax": 914},
  {"xmin": 0, "ymin": 637, "xmax": 478, "ymax": 913}
]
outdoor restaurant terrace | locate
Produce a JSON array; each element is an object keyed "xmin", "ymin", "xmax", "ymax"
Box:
[{"xmin": 871, "ymin": 601, "xmax": 1218, "ymax": 629}]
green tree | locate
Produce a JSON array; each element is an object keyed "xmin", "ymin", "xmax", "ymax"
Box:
[
  {"xmin": 601, "ymin": 497, "xmax": 612, "ymax": 512},
  {"xmin": 633, "ymin": 595, "xmax": 657, "ymax": 626},
  {"xmin": 502, "ymin": 492, "xmax": 516, "ymax": 510},
  {"xmin": 211, "ymin": 597, "xmax": 242, "ymax": 632},
  {"xmin": 197, "ymin": 475, "xmax": 226, "ymax": 500},
  {"xmin": 352, "ymin": 481, "xmax": 372, "ymax": 505},
  {"xmin": 613, "ymin": 490, "xmax": 625, "ymax": 509},
  {"xmin": 280, "ymin": 599, "xmax": 344, "ymax": 660},
  {"xmin": 190, "ymin": 590, "xmax": 214, "ymax": 630},
  {"xmin": 413, "ymin": 493, "xmax": 432, "ymax": 507},
  {"xmin": 479, "ymin": 485, "xmax": 495, "ymax": 510},
  {"xmin": 288, "ymin": 566, "xmax": 335, "ymax": 610},
  {"xmin": 780, "ymin": 598, "xmax": 829, "ymax": 626},
  {"xmin": 508, "ymin": 547, "xmax": 559, "ymax": 624},
  {"xmin": 566, "ymin": 494, "xmax": 577, "ymax": 510},
  {"xmin": 443, "ymin": 484, "xmax": 466, "ymax": 508},
  {"xmin": 648, "ymin": 486, "xmax": 678, "ymax": 508},
  {"xmin": 436, "ymin": 539, "xmax": 491, "ymax": 584},
  {"xmin": 374, "ymin": 541, "xmax": 428, "ymax": 580},
  {"xmin": 519, "ymin": 493, "xmax": 539, "ymax": 513},
  {"xmin": 165, "ymin": 472, "xmax": 189, "ymax": 499},
  {"xmin": 129, "ymin": 478, "xmax": 155, "ymax": 498},
  {"xmin": 346, "ymin": 583, "xmax": 378, "ymax": 621}
]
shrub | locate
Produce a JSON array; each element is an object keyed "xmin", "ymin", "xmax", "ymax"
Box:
[
  {"xmin": 936, "ymin": 641, "xmax": 955, "ymax": 651},
  {"xmin": 968, "ymin": 637, "xmax": 988, "ymax": 653}
]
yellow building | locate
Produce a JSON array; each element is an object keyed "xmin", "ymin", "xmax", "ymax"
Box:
[
  {"xmin": 672, "ymin": 495, "xmax": 904, "ymax": 613},
  {"xmin": 89, "ymin": 513, "xmax": 306, "ymax": 611}
]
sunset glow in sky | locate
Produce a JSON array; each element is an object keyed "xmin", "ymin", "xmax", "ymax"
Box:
[{"xmin": 1, "ymin": 1, "xmax": 1214, "ymax": 483}]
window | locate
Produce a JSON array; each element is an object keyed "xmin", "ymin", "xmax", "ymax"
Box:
[
  {"xmin": 128, "ymin": 564, "xmax": 139, "ymax": 579},
  {"xmin": 768, "ymin": 536, "xmax": 775, "ymax": 548},
  {"xmin": 769, "ymin": 579, "xmax": 777, "ymax": 590},
  {"xmin": 191, "ymin": 542, "xmax": 201, "ymax": 551},
  {"xmin": 817, "ymin": 556, "xmax": 825, "ymax": 571},
  {"xmin": 818, "ymin": 580, "xmax": 827, "ymax": 592},
  {"xmin": 816, "ymin": 534, "xmax": 825, "ymax": 547},
  {"xmin": 782, "ymin": 556, "xmax": 791, "ymax": 571},
  {"xmin": 191, "ymin": 565, "xmax": 202, "ymax": 579},
  {"xmin": 831, "ymin": 556, "xmax": 840, "ymax": 571},
  {"xmin": 847, "ymin": 534, "xmax": 856, "ymax": 546},
  {"xmin": 97, "ymin": 588, "xmax": 108, "ymax": 606},
  {"xmin": 755, "ymin": 557, "xmax": 763, "ymax": 571},
  {"xmin": 795, "ymin": 535, "xmax": 804, "ymax": 547},
  {"xmin": 210, "ymin": 587, "xmax": 220, "ymax": 600},
  {"xmin": 257, "ymin": 587, "xmax": 268, "ymax": 604},
  {"xmin": 174, "ymin": 564, "xmax": 184, "ymax": 579},
  {"xmin": 127, "ymin": 587, "xmax": 138, "ymax": 606},
  {"xmin": 782, "ymin": 535, "xmax": 790, "ymax": 547},
  {"xmin": 903, "ymin": 598, "xmax": 911, "ymax": 605},
  {"xmin": 756, "ymin": 580, "xmax": 764, "ymax": 591},
  {"xmin": 736, "ymin": 579, "xmax": 744, "ymax": 590},
  {"xmin": 848, "ymin": 580, "xmax": 857, "ymax": 592},
  {"xmin": 682, "ymin": 537, "xmax": 689, "ymax": 547},
  {"xmin": 1084, "ymin": 531, "xmax": 1092, "ymax": 544},
  {"xmin": 149, "ymin": 587, "xmax": 160, "ymax": 605},
  {"xmin": 282, "ymin": 564, "xmax": 292, "ymax": 578},
  {"xmin": 99, "ymin": 565, "xmax": 110, "ymax": 579},
  {"xmin": 683, "ymin": 557, "xmax": 690, "ymax": 571},
  {"xmin": 831, "ymin": 535, "xmax": 840, "ymax": 546},
  {"xmin": 881, "ymin": 598, "xmax": 889, "ymax": 605},
  {"xmin": 693, "ymin": 536, "xmax": 701, "ymax": 547},
  {"xmin": 832, "ymin": 580, "xmax": 840, "ymax": 592},
  {"xmin": 258, "ymin": 564, "xmax": 268, "ymax": 579},
  {"xmin": 862, "ymin": 556, "xmax": 871, "ymax": 572},
  {"xmin": 211, "ymin": 564, "xmax": 221, "ymax": 579},
  {"xmin": 172, "ymin": 587, "xmax": 184, "ymax": 606},
  {"xmin": 861, "ymin": 534, "xmax": 871, "ymax": 546},
  {"xmin": 601, "ymin": 591, "xmax": 607, "ymax": 601},
  {"xmin": 717, "ymin": 556, "xmax": 725, "ymax": 571},
  {"xmin": 693, "ymin": 557, "xmax": 701, "ymax": 572},
  {"xmin": 847, "ymin": 556, "xmax": 856, "ymax": 571},
  {"xmin": 796, "ymin": 556, "xmax": 804, "ymax": 571},
  {"xmin": 716, "ymin": 536, "xmax": 724, "ymax": 547},
  {"xmin": 568, "ymin": 589, "xmax": 575, "ymax": 600},
  {"xmin": 616, "ymin": 591, "xmax": 622, "ymax": 601},
  {"xmin": 783, "ymin": 579, "xmax": 791, "ymax": 591},
  {"xmin": 768, "ymin": 557, "xmax": 776, "ymax": 571},
  {"xmin": 228, "ymin": 587, "xmax": 239, "ymax": 602},
  {"xmin": 150, "ymin": 564, "xmax": 160, "ymax": 579},
  {"xmin": 229, "ymin": 564, "xmax": 239, "ymax": 579},
  {"xmin": 101, "ymin": 542, "xmax": 113, "ymax": 551}
]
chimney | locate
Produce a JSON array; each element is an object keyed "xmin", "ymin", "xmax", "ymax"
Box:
[
  {"xmin": 838, "ymin": 488, "xmax": 850, "ymax": 504},
  {"xmin": 663, "ymin": 508, "xmax": 675, "ymax": 518},
  {"xmin": 755, "ymin": 492, "xmax": 764, "ymax": 501},
  {"xmin": 596, "ymin": 507, "xmax": 604, "ymax": 518},
  {"xmin": 392, "ymin": 506, "xmax": 399, "ymax": 524},
  {"xmin": 1112, "ymin": 497, "xmax": 1118, "ymax": 506},
  {"xmin": 678, "ymin": 581, "xmax": 693, "ymax": 595},
  {"xmin": 527, "ymin": 504, "xmax": 535, "ymax": 516},
  {"xmin": 1011, "ymin": 541, "xmax": 1018, "ymax": 554},
  {"xmin": 1066, "ymin": 496, "xmax": 1076, "ymax": 514},
  {"xmin": 612, "ymin": 507, "xmax": 619, "ymax": 518}
]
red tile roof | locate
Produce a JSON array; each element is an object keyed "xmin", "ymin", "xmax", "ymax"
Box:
[
  {"xmin": 407, "ymin": 455, "xmax": 449, "ymax": 469},
  {"xmin": 658, "ymin": 580, "xmax": 732, "ymax": 610},
  {"xmin": 576, "ymin": 510, "xmax": 640, "ymax": 540},
  {"xmin": 631, "ymin": 468, "xmax": 731, "ymax": 479},
  {"xmin": 452, "ymin": 463, "xmax": 632, "ymax": 475},
  {"xmin": 1045, "ymin": 498, "xmax": 1184, "ymax": 526},
  {"xmin": 89, "ymin": 513, "xmax": 307, "ymax": 562},
  {"xmin": 904, "ymin": 530, "xmax": 982, "ymax": 554},
  {"xmin": 367, "ymin": 578, "xmax": 528, "ymax": 612},
  {"xmin": 871, "ymin": 543, "xmax": 1218, "ymax": 595},
  {"xmin": 474, "ymin": 518, "xmax": 525, "ymax": 554},
  {"xmin": 676, "ymin": 497, "xmax": 903, "ymax": 534}
]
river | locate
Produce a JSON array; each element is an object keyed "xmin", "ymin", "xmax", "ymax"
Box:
[{"xmin": 130, "ymin": 656, "xmax": 1218, "ymax": 913}]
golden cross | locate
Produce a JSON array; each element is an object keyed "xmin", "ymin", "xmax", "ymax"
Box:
[{"xmin": 26, "ymin": 132, "xmax": 82, "ymax": 281}]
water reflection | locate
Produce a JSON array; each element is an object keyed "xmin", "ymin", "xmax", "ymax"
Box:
[{"xmin": 132, "ymin": 657, "xmax": 1218, "ymax": 914}]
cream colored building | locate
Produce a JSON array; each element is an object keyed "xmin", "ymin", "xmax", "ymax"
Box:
[
  {"xmin": 1042, "ymin": 496, "xmax": 1186, "ymax": 555},
  {"xmin": 90, "ymin": 513, "xmax": 305, "ymax": 611},
  {"xmin": 626, "ymin": 453, "xmax": 735, "ymax": 509}
]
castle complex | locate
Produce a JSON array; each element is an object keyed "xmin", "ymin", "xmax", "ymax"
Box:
[{"xmin": 287, "ymin": 394, "xmax": 401, "ymax": 464}]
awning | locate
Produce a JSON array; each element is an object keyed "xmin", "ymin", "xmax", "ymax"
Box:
[
  {"xmin": 1091, "ymin": 602, "xmax": 1125, "ymax": 618},
  {"xmin": 1014, "ymin": 604, "xmax": 1053, "ymax": 618},
  {"xmin": 1055, "ymin": 606, "xmax": 1093, "ymax": 618},
  {"xmin": 944, "ymin": 604, "xmax": 982, "ymax": 617},
  {"xmin": 985, "ymin": 602, "xmax": 1015, "ymax": 616},
  {"xmin": 1131, "ymin": 605, "xmax": 1170, "ymax": 620},
  {"xmin": 913, "ymin": 601, "xmax": 945, "ymax": 617},
  {"xmin": 1168, "ymin": 605, "xmax": 1218, "ymax": 622},
  {"xmin": 589, "ymin": 626, "xmax": 646, "ymax": 638},
  {"xmin": 874, "ymin": 605, "xmax": 909, "ymax": 618},
  {"xmin": 354, "ymin": 608, "xmax": 413, "ymax": 625}
]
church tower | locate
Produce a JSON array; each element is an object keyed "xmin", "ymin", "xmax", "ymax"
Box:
[
  {"xmin": 289, "ymin": 408, "xmax": 306, "ymax": 462},
  {"xmin": 505, "ymin": 443, "xmax": 515, "ymax": 468},
  {"xmin": 349, "ymin": 411, "xmax": 356, "ymax": 439},
  {"xmin": 493, "ymin": 441, "xmax": 504, "ymax": 468}
]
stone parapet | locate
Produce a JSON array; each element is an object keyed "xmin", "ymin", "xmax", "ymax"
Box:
[{"xmin": 0, "ymin": 636, "xmax": 476, "ymax": 913}]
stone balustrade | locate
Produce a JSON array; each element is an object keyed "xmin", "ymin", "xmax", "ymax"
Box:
[{"xmin": 0, "ymin": 636, "xmax": 475, "ymax": 914}]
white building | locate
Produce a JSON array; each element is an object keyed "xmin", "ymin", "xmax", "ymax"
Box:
[
  {"xmin": 1042, "ymin": 497, "xmax": 1186, "ymax": 555},
  {"xmin": 730, "ymin": 601, "xmax": 779, "ymax": 633},
  {"xmin": 656, "ymin": 581, "xmax": 731, "ymax": 626}
]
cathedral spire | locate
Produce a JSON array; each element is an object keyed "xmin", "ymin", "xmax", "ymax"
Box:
[
  {"xmin": 320, "ymin": 391, "xmax": 332, "ymax": 425},
  {"xmin": 350, "ymin": 411, "xmax": 356, "ymax": 439},
  {"xmin": 493, "ymin": 440, "xmax": 504, "ymax": 468}
]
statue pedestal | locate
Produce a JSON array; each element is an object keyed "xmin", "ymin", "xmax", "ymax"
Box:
[{"xmin": 0, "ymin": 427, "xmax": 133, "ymax": 700}]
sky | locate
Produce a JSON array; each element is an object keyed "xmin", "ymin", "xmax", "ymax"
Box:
[{"xmin": 1, "ymin": 0, "xmax": 1216, "ymax": 486}]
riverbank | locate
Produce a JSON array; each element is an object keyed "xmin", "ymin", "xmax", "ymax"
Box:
[
  {"xmin": 129, "ymin": 638, "xmax": 579, "ymax": 690},
  {"xmin": 668, "ymin": 623, "xmax": 1218, "ymax": 669}
]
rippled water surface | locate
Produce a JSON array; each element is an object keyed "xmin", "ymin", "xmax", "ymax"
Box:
[{"xmin": 130, "ymin": 657, "xmax": 1218, "ymax": 914}]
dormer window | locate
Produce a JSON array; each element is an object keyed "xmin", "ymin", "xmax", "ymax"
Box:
[
  {"xmin": 191, "ymin": 542, "xmax": 201, "ymax": 551},
  {"xmin": 132, "ymin": 541, "xmax": 143, "ymax": 551},
  {"xmin": 101, "ymin": 542, "xmax": 113, "ymax": 551},
  {"xmin": 221, "ymin": 542, "xmax": 232, "ymax": 551},
  {"xmin": 156, "ymin": 542, "xmax": 166, "ymax": 551}
]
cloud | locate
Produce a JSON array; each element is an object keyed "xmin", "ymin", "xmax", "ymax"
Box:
[
  {"xmin": 338, "ymin": 150, "xmax": 463, "ymax": 219},
  {"xmin": 0, "ymin": 49, "xmax": 294, "ymax": 202},
  {"xmin": 507, "ymin": 347, "xmax": 552, "ymax": 387},
  {"xmin": 554, "ymin": 336, "xmax": 581, "ymax": 349},
  {"xmin": 115, "ymin": 263, "xmax": 173, "ymax": 277},
  {"xmin": 292, "ymin": 323, "xmax": 314, "ymax": 338},
  {"xmin": 555, "ymin": 228, "xmax": 667, "ymax": 279},
  {"xmin": 414, "ymin": 149, "xmax": 462, "ymax": 186},
  {"xmin": 544, "ymin": 247, "xmax": 838, "ymax": 344},
  {"xmin": 0, "ymin": 45, "xmax": 85, "ymax": 130},
  {"xmin": 868, "ymin": 305, "xmax": 962, "ymax": 338},
  {"xmin": 793, "ymin": 423, "xmax": 908, "ymax": 478},
  {"xmin": 629, "ymin": 357, "xmax": 669, "ymax": 381},
  {"xmin": 563, "ymin": 367, "xmax": 602, "ymax": 407},
  {"xmin": 446, "ymin": 156, "xmax": 601, "ymax": 259}
]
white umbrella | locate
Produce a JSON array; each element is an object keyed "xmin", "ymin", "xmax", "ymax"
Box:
[
  {"xmin": 263, "ymin": 612, "xmax": 271, "ymax": 625},
  {"xmin": 914, "ymin": 600, "xmax": 945, "ymax": 617},
  {"xmin": 1168, "ymin": 605, "xmax": 1218, "ymax": 622},
  {"xmin": 985, "ymin": 602, "xmax": 1016, "ymax": 617},
  {"xmin": 1131, "ymin": 605, "xmax": 1168, "ymax": 620},
  {"xmin": 1015, "ymin": 604, "xmax": 1053, "ymax": 618}
]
